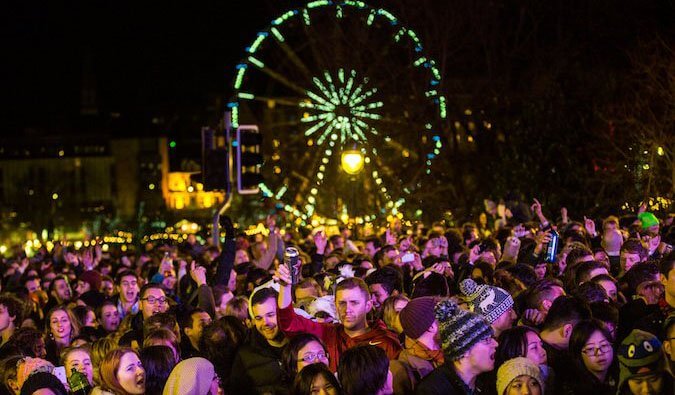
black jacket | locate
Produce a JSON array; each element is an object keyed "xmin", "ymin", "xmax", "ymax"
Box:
[
  {"xmin": 228, "ymin": 331, "xmax": 288, "ymax": 395},
  {"xmin": 415, "ymin": 363, "xmax": 490, "ymax": 395}
]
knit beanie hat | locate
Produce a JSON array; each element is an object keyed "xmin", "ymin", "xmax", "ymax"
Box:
[
  {"xmin": 496, "ymin": 357, "xmax": 544, "ymax": 395},
  {"xmin": 400, "ymin": 296, "xmax": 437, "ymax": 340},
  {"xmin": 435, "ymin": 299, "xmax": 493, "ymax": 361},
  {"xmin": 617, "ymin": 329, "xmax": 664, "ymax": 391},
  {"xmin": 459, "ymin": 279, "xmax": 514, "ymax": 324},
  {"xmin": 20, "ymin": 372, "xmax": 67, "ymax": 395},
  {"xmin": 163, "ymin": 357, "xmax": 215, "ymax": 395},
  {"xmin": 637, "ymin": 212, "xmax": 659, "ymax": 230}
]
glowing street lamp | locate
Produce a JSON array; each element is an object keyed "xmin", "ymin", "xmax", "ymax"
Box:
[{"xmin": 341, "ymin": 150, "xmax": 364, "ymax": 175}]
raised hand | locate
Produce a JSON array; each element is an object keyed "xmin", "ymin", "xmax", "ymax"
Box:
[
  {"xmin": 189, "ymin": 261, "xmax": 207, "ymax": 287},
  {"xmin": 314, "ymin": 231, "xmax": 327, "ymax": 254},
  {"xmin": 273, "ymin": 260, "xmax": 292, "ymax": 286},
  {"xmin": 583, "ymin": 216, "xmax": 597, "ymax": 237}
]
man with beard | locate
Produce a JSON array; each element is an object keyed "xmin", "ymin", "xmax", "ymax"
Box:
[
  {"xmin": 276, "ymin": 264, "xmax": 401, "ymax": 372},
  {"xmin": 229, "ymin": 286, "xmax": 288, "ymax": 394}
]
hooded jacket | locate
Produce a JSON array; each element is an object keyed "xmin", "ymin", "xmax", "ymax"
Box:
[{"xmin": 277, "ymin": 303, "xmax": 401, "ymax": 371}]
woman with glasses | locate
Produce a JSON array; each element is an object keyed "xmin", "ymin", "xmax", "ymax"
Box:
[
  {"xmin": 562, "ymin": 319, "xmax": 617, "ymax": 395},
  {"xmin": 282, "ymin": 333, "xmax": 330, "ymax": 380}
]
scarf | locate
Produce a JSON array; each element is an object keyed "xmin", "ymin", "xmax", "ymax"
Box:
[{"xmin": 404, "ymin": 337, "xmax": 445, "ymax": 366}]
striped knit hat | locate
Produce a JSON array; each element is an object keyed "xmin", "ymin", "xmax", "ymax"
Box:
[
  {"xmin": 459, "ymin": 279, "xmax": 514, "ymax": 324},
  {"xmin": 435, "ymin": 299, "xmax": 493, "ymax": 361}
]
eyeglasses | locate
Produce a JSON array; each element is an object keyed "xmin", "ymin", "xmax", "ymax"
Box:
[
  {"xmin": 582, "ymin": 343, "xmax": 612, "ymax": 356},
  {"xmin": 300, "ymin": 351, "xmax": 329, "ymax": 363},
  {"xmin": 141, "ymin": 296, "xmax": 167, "ymax": 305}
]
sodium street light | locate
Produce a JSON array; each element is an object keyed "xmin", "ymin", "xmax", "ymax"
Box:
[{"xmin": 341, "ymin": 150, "xmax": 364, "ymax": 175}]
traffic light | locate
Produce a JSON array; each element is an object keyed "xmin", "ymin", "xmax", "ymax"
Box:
[
  {"xmin": 203, "ymin": 149, "xmax": 230, "ymax": 191},
  {"xmin": 190, "ymin": 127, "xmax": 231, "ymax": 192},
  {"xmin": 236, "ymin": 125, "xmax": 263, "ymax": 194}
]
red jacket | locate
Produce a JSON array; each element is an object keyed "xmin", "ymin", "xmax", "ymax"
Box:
[{"xmin": 277, "ymin": 304, "xmax": 402, "ymax": 371}]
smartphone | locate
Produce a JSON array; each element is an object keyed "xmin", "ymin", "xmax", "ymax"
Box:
[
  {"xmin": 401, "ymin": 252, "xmax": 415, "ymax": 263},
  {"xmin": 53, "ymin": 366, "xmax": 68, "ymax": 387}
]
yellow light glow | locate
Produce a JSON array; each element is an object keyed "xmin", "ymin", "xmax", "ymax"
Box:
[
  {"xmin": 657, "ymin": 146, "xmax": 664, "ymax": 156},
  {"xmin": 341, "ymin": 150, "xmax": 365, "ymax": 175},
  {"xmin": 52, "ymin": 193, "xmax": 59, "ymax": 200},
  {"xmin": 0, "ymin": 245, "xmax": 6, "ymax": 254},
  {"xmin": 187, "ymin": 186, "xmax": 194, "ymax": 193}
]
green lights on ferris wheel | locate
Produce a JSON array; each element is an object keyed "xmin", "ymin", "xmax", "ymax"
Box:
[{"xmin": 302, "ymin": 69, "xmax": 382, "ymax": 145}]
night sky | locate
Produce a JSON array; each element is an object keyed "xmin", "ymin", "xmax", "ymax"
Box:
[{"xmin": 5, "ymin": 1, "xmax": 301, "ymax": 138}]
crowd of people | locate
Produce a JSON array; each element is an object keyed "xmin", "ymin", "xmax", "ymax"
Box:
[{"xmin": 0, "ymin": 198, "xmax": 673, "ymax": 395}]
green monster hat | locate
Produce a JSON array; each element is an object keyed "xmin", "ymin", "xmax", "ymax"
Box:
[{"xmin": 637, "ymin": 212, "xmax": 659, "ymax": 230}]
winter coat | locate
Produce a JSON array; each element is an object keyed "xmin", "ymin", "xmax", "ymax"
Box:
[
  {"xmin": 415, "ymin": 363, "xmax": 490, "ymax": 395},
  {"xmin": 228, "ymin": 330, "xmax": 288, "ymax": 395}
]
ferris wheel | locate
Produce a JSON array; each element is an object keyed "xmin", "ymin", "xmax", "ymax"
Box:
[{"xmin": 229, "ymin": 1, "xmax": 447, "ymax": 224}]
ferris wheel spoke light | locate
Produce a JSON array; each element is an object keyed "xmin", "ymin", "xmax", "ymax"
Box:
[
  {"xmin": 394, "ymin": 27, "xmax": 407, "ymax": 42},
  {"xmin": 270, "ymin": 27, "xmax": 285, "ymax": 42},
  {"xmin": 248, "ymin": 56, "xmax": 265, "ymax": 68},
  {"xmin": 303, "ymin": 8, "xmax": 311, "ymax": 25},
  {"xmin": 304, "ymin": 119, "xmax": 329, "ymax": 135}
]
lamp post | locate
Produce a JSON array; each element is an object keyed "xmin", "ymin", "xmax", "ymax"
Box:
[
  {"xmin": 341, "ymin": 150, "xmax": 364, "ymax": 218},
  {"xmin": 341, "ymin": 150, "xmax": 364, "ymax": 175}
]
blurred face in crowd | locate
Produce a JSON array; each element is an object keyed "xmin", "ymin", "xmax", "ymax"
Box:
[
  {"xmin": 310, "ymin": 374, "xmax": 338, "ymax": 395},
  {"xmin": 336, "ymin": 287, "xmax": 372, "ymax": 332},
  {"xmin": 118, "ymin": 275, "xmax": 139, "ymax": 304},
  {"xmin": 65, "ymin": 349, "xmax": 94, "ymax": 385},
  {"xmin": 534, "ymin": 263, "xmax": 547, "ymax": 280},
  {"xmin": 0, "ymin": 303, "xmax": 15, "ymax": 333},
  {"xmin": 364, "ymin": 242, "xmax": 378, "ymax": 259},
  {"xmin": 25, "ymin": 278, "xmax": 41, "ymax": 294},
  {"xmin": 117, "ymin": 352, "xmax": 146, "ymax": 395},
  {"xmin": 296, "ymin": 340, "xmax": 329, "ymax": 372},
  {"xmin": 100, "ymin": 304, "xmax": 120, "ymax": 332},
  {"xmin": 52, "ymin": 278, "xmax": 72, "ymax": 302},
  {"xmin": 506, "ymin": 375, "xmax": 542, "ymax": 395},
  {"xmin": 101, "ymin": 279, "xmax": 115, "ymax": 298},
  {"xmin": 252, "ymin": 297, "xmax": 282, "ymax": 343},
  {"xmin": 581, "ymin": 331, "xmax": 613, "ymax": 377},
  {"xmin": 661, "ymin": 265, "xmax": 675, "ymax": 303},
  {"xmin": 620, "ymin": 251, "xmax": 641, "ymax": 273},
  {"xmin": 185, "ymin": 311, "xmax": 212, "ymax": 346},
  {"xmin": 140, "ymin": 288, "xmax": 168, "ymax": 320},
  {"xmin": 596, "ymin": 279, "xmax": 618, "ymax": 302},
  {"xmin": 492, "ymin": 308, "xmax": 517, "ymax": 336},
  {"xmin": 75, "ymin": 280, "xmax": 90, "ymax": 296},
  {"xmin": 369, "ymin": 284, "xmax": 390, "ymax": 310},
  {"xmin": 627, "ymin": 373, "xmax": 663, "ymax": 395},
  {"xmin": 524, "ymin": 331, "xmax": 547, "ymax": 365},
  {"xmin": 216, "ymin": 290, "xmax": 235, "ymax": 318},
  {"xmin": 49, "ymin": 309, "xmax": 72, "ymax": 342},
  {"xmin": 235, "ymin": 249, "xmax": 250, "ymax": 265},
  {"xmin": 594, "ymin": 251, "xmax": 610, "ymax": 268}
]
